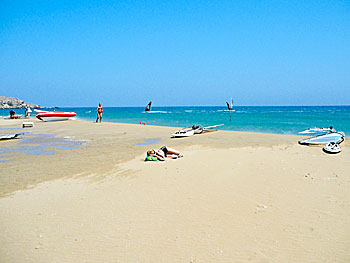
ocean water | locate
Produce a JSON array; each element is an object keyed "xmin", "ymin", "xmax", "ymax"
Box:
[{"xmin": 1, "ymin": 106, "xmax": 349, "ymax": 136}]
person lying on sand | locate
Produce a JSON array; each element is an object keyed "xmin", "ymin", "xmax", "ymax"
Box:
[{"xmin": 145, "ymin": 146, "xmax": 182, "ymax": 161}]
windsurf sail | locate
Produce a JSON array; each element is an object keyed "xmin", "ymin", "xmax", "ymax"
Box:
[
  {"xmin": 203, "ymin": 124, "xmax": 224, "ymax": 130},
  {"xmin": 144, "ymin": 101, "xmax": 152, "ymax": 112},
  {"xmin": 298, "ymin": 132, "xmax": 345, "ymax": 145},
  {"xmin": 299, "ymin": 127, "xmax": 333, "ymax": 135},
  {"xmin": 226, "ymin": 98, "xmax": 233, "ymax": 110}
]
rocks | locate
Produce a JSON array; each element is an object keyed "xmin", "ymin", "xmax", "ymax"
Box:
[{"xmin": 0, "ymin": 96, "xmax": 44, "ymax": 109}]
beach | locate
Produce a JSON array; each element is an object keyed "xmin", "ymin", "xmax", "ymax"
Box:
[{"xmin": 0, "ymin": 118, "xmax": 349, "ymax": 262}]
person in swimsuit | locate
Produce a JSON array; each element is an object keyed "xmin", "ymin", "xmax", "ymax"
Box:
[
  {"xmin": 329, "ymin": 126, "xmax": 336, "ymax": 133},
  {"xmin": 96, "ymin": 103, "xmax": 103, "ymax": 123},
  {"xmin": 145, "ymin": 146, "xmax": 182, "ymax": 161}
]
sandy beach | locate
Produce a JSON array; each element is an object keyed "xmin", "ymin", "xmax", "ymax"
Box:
[{"xmin": 0, "ymin": 118, "xmax": 349, "ymax": 263}]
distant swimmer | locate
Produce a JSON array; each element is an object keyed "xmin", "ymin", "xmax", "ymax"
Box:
[{"xmin": 96, "ymin": 103, "xmax": 103, "ymax": 123}]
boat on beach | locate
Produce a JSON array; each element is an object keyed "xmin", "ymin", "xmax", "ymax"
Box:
[
  {"xmin": 0, "ymin": 133, "xmax": 23, "ymax": 140},
  {"xmin": 171, "ymin": 124, "xmax": 224, "ymax": 138},
  {"xmin": 171, "ymin": 128, "xmax": 195, "ymax": 138},
  {"xmin": 298, "ymin": 131, "xmax": 345, "ymax": 145},
  {"xmin": 36, "ymin": 110, "xmax": 76, "ymax": 122}
]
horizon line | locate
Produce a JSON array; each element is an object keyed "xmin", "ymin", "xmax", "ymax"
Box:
[{"xmin": 45, "ymin": 104, "xmax": 350, "ymax": 108}]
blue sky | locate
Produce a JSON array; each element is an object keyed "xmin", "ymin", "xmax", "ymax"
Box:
[{"xmin": 0, "ymin": 0, "xmax": 349, "ymax": 107}]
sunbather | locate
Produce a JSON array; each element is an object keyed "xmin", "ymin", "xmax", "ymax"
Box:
[{"xmin": 145, "ymin": 146, "xmax": 182, "ymax": 161}]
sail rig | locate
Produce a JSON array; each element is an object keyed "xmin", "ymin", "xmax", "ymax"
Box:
[
  {"xmin": 144, "ymin": 101, "xmax": 152, "ymax": 112},
  {"xmin": 226, "ymin": 98, "xmax": 234, "ymax": 111}
]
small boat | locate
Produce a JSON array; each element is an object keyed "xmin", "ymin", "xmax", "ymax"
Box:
[
  {"xmin": 36, "ymin": 111, "xmax": 76, "ymax": 122},
  {"xmin": 299, "ymin": 127, "xmax": 334, "ymax": 134},
  {"xmin": 171, "ymin": 129, "xmax": 195, "ymax": 138},
  {"xmin": 299, "ymin": 132, "xmax": 345, "ymax": 145},
  {"xmin": 323, "ymin": 142, "xmax": 342, "ymax": 154},
  {"xmin": 144, "ymin": 101, "xmax": 152, "ymax": 112},
  {"xmin": 0, "ymin": 133, "xmax": 23, "ymax": 140}
]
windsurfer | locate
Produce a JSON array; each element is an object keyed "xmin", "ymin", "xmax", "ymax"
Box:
[{"xmin": 145, "ymin": 101, "xmax": 152, "ymax": 112}]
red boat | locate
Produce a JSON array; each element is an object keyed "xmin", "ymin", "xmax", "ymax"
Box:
[{"xmin": 36, "ymin": 111, "xmax": 76, "ymax": 122}]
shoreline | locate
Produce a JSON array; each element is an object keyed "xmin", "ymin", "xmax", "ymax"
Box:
[{"xmin": 2, "ymin": 105, "xmax": 350, "ymax": 137}]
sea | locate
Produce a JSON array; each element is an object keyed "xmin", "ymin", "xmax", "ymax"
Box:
[{"xmin": 1, "ymin": 106, "xmax": 349, "ymax": 136}]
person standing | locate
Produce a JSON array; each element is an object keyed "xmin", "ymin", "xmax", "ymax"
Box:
[{"xmin": 96, "ymin": 103, "xmax": 103, "ymax": 123}]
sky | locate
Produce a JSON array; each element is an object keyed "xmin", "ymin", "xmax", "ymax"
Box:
[{"xmin": 0, "ymin": 0, "xmax": 349, "ymax": 107}]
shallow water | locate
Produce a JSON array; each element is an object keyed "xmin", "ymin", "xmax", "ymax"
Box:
[
  {"xmin": 0, "ymin": 127, "xmax": 23, "ymax": 130},
  {"xmin": 0, "ymin": 133, "xmax": 84, "ymax": 160},
  {"xmin": 136, "ymin": 138, "xmax": 161, "ymax": 145}
]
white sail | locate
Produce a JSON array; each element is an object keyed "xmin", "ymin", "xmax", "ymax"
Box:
[{"xmin": 299, "ymin": 132, "xmax": 345, "ymax": 145}]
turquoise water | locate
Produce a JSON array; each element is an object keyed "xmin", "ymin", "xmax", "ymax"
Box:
[
  {"xmin": 0, "ymin": 132, "xmax": 84, "ymax": 161},
  {"xmin": 1, "ymin": 106, "xmax": 349, "ymax": 136}
]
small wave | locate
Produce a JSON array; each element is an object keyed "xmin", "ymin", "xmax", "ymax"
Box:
[
  {"xmin": 143, "ymin": 111, "xmax": 168, "ymax": 114},
  {"xmin": 218, "ymin": 109, "xmax": 236, "ymax": 112},
  {"xmin": 85, "ymin": 110, "xmax": 91, "ymax": 113},
  {"xmin": 184, "ymin": 110, "xmax": 193, "ymax": 113}
]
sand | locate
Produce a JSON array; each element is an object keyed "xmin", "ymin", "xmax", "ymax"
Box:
[{"xmin": 0, "ymin": 118, "xmax": 349, "ymax": 262}]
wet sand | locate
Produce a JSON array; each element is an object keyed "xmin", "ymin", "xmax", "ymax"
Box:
[{"xmin": 0, "ymin": 119, "xmax": 349, "ymax": 262}]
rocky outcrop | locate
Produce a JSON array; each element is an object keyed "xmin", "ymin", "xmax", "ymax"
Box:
[{"xmin": 0, "ymin": 96, "xmax": 44, "ymax": 109}]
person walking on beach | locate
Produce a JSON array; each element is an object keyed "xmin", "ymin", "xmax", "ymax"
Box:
[{"xmin": 96, "ymin": 103, "xmax": 103, "ymax": 123}]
